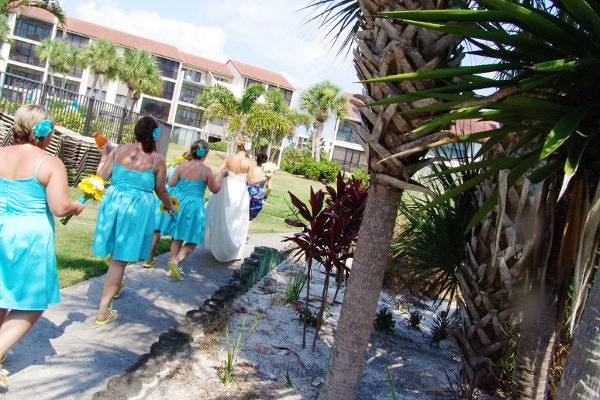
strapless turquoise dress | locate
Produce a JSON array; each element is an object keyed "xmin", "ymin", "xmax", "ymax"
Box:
[
  {"xmin": 93, "ymin": 163, "xmax": 156, "ymax": 262},
  {"xmin": 0, "ymin": 173, "xmax": 60, "ymax": 310},
  {"xmin": 155, "ymin": 178, "xmax": 207, "ymax": 244}
]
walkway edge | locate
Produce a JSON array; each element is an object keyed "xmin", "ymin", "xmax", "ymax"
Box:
[{"xmin": 91, "ymin": 247, "xmax": 284, "ymax": 400}]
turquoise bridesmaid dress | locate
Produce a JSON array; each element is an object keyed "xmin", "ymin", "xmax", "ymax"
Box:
[
  {"xmin": 155, "ymin": 177, "xmax": 207, "ymax": 244},
  {"xmin": 0, "ymin": 156, "xmax": 60, "ymax": 310},
  {"xmin": 153, "ymin": 165, "xmax": 177, "ymax": 233},
  {"xmin": 93, "ymin": 158, "xmax": 157, "ymax": 262}
]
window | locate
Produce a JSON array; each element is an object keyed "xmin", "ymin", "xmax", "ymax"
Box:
[
  {"xmin": 336, "ymin": 122, "xmax": 362, "ymax": 144},
  {"xmin": 183, "ymin": 69, "xmax": 202, "ymax": 83},
  {"xmin": 141, "ymin": 98, "xmax": 171, "ymax": 121},
  {"xmin": 245, "ymin": 78, "xmax": 263, "ymax": 88},
  {"xmin": 332, "ymin": 147, "xmax": 365, "ymax": 171},
  {"xmin": 6, "ymin": 65, "xmax": 42, "ymax": 82},
  {"xmin": 175, "ymin": 105, "xmax": 203, "ymax": 128},
  {"xmin": 283, "ymin": 89, "xmax": 293, "ymax": 105},
  {"xmin": 13, "ymin": 16, "xmax": 52, "ymax": 42},
  {"xmin": 56, "ymin": 30, "xmax": 90, "ymax": 47},
  {"xmin": 67, "ymin": 64, "xmax": 83, "ymax": 78},
  {"xmin": 9, "ymin": 40, "xmax": 42, "ymax": 66},
  {"xmin": 158, "ymin": 80, "xmax": 175, "ymax": 100},
  {"xmin": 213, "ymin": 75, "xmax": 230, "ymax": 83},
  {"xmin": 86, "ymin": 88, "xmax": 106, "ymax": 101},
  {"xmin": 115, "ymin": 94, "xmax": 127, "ymax": 107},
  {"xmin": 63, "ymin": 81, "xmax": 79, "ymax": 93},
  {"xmin": 157, "ymin": 57, "xmax": 179, "ymax": 79},
  {"xmin": 179, "ymin": 83, "xmax": 202, "ymax": 104}
]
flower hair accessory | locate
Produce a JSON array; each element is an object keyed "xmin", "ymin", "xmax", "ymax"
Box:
[
  {"xmin": 244, "ymin": 142, "xmax": 252, "ymax": 152},
  {"xmin": 196, "ymin": 147, "xmax": 206, "ymax": 158},
  {"xmin": 33, "ymin": 119, "xmax": 53, "ymax": 139},
  {"xmin": 152, "ymin": 127, "xmax": 161, "ymax": 140}
]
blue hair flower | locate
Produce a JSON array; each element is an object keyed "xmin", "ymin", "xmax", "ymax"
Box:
[
  {"xmin": 33, "ymin": 119, "xmax": 53, "ymax": 139},
  {"xmin": 152, "ymin": 127, "xmax": 161, "ymax": 140},
  {"xmin": 196, "ymin": 147, "xmax": 206, "ymax": 158}
]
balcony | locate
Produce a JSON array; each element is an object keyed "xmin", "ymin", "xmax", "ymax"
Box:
[{"xmin": 9, "ymin": 40, "xmax": 43, "ymax": 67}]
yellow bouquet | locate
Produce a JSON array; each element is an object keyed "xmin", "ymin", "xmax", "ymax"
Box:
[
  {"xmin": 160, "ymin": 196, "xmax": 180, "ymax": 215},
  {"xmin": 61, "ymin": 175, "xmax": 106, "ymax": 225}
]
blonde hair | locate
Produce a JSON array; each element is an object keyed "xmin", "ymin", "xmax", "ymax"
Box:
[{"xmin": 11, "ymin": 104, "xmax": 54, "ymax": 145}]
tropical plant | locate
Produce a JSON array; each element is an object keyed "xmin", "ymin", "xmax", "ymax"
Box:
[
  {"xmin": 431, "ymin": 310, "xmax": 450, "ymax": 343},
  {"xmin": 285, "ymin": 173, "xmax": 368, "ymax": 349},
  {"xmin": 409, "ymin": 310, "xmax": 422, "ymax": 330},
  {"xmin": 246, "ymin": 88, "xmax": 311, "ymax": 158},
  {"xmin": 198, "ymin": 83, "xmax": 265, "ymax": 144},
  {"xmin": 375, "ymin": 2, "xmax": 600, "ymax": 399},
  {"xmin": 300, "ymin": 81, "xmax": 347, "ymax": 161},
  {"xmin": 35, "ymin": 39, "xmax": 78, "ymax": 88},
  {"xmin": 374, "ymin": 306, "xmax": 395, "ymax": 334},
  {"xmin": 79, "ymin": 38, "xmax": 118, "ymax": 100},
  {"xmin": 117, "ymin": 48, "xmax": 163, "ymax": 115},
  {"xmin": 304, "ymin": 0, "xmax": 461, "ymax": 398}
]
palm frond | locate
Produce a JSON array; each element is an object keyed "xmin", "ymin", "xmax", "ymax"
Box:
[{"xmin": 302, "ymin": 0, "xmax": 361, "ymax": 54}]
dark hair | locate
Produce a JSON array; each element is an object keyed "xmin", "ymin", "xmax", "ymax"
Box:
[
  {"xmin": 256, "ymin": 153, "xmax": 268, "ymax": 166},
  {"xmin": 134, "ymin": 116, "xmax": 159, "ymax": 153},
  {"xmin": 190, "ymin": 139, "xmax": 209, "ymax": 160}
]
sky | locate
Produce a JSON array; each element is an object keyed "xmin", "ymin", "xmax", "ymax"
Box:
[{"xmin": 60, "ymin": 0, "xmax": 361, "ymax": 96}]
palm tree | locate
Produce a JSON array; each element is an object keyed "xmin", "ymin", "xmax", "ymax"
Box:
[
  {"xmin": 302, "ymin": 1, "xmax": 460, "ymax": 399},
  {"xmin": 246, "ymin": 88, "xmax": 311, "ymax": 159},
  {"xmin": 79, "ymin": 38, "xmax": 118, "ymax": 100},
  {"xmin": 117, "ymin": 48, "xmax": 163, "ymax": 115},
  {"xmin": 0, "ymin": 0, "xmax": 64, "ymax": 21},
  {"xmin": 35, "ymin": 39, "xmax": 77, "ymax": 88},
  {"xmin": 197, "ymin": 82, "xmax": 265, "ymax": 144},
  {"xmin": 300, "ymin": 81, "xmax": 346, "ymax": 161},
  {"xmin": 374, "ymin": 2, "xmax": 600, "ymax": 399}
]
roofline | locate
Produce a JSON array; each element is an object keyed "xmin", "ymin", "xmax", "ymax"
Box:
[
  {"xmin": 15, "ymin": 9, "xmax": 286, "ymax": 84},
  {"xmin": 227, "ymin": 59, "xmax": 295, "ymax": 91}
]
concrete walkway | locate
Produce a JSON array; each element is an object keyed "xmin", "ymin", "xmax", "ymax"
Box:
[{"xmin": 2, "ymin": 233, "xmax": 286, "ymax": 400}]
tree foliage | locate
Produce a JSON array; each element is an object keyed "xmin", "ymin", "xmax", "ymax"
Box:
[{"xmin": 117, "ymin": 48, "xmax": 163, "ymax": 111}]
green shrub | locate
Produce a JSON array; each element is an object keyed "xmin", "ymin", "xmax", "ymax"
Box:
[
  {"xmin": 352, "ymin": 167, "xmax": 370, "ymax": 187},
  {"xmin": 281, "ymin": 147, "xmax": 339, "ymax": 183},
  {"xmin": 209, "ymin": 141, "xmax": 228, "ymax": 152}
]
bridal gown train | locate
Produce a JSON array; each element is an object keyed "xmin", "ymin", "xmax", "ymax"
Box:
[{"xmin": 205, "ymin": 172, "xmax": 250, "ymax": 262}]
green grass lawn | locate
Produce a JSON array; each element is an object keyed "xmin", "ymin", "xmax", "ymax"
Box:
[{"xmin": 55, "ymin": 146, "xmax": 322, "ymax": 288}]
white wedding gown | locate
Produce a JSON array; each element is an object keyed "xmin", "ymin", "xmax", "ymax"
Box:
[{"xmin": 205, "ymin": 173, "xmax": 250, "ymax": 262}]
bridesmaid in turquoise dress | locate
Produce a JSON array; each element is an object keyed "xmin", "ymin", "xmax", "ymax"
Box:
[
  {"xmin": 0, "ymin": 105, "xmax": 84, "ymax": 387},
  {"xmin": 143, "ymin": 152, "xmax": 190, "ymax": 268},
  {"xmin": 93, "ymin": 116, "xmax": 175, "ymax": 324},
  {"xmin": 155, "ymin": 140, "xmax": 222, "ymax": 280}
]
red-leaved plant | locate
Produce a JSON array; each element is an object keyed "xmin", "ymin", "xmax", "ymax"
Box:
[{"xmin": 284, "ymin": 172, "xmax": 368, "ymax": 350}]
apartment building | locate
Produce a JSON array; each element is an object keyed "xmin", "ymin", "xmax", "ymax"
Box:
[
  {"xmin": 0, "ymin": 8, "xmax": 295, "ymax": 142},
  {"xmin": 329, "ymin": 93, "xmax": 368, "ymax": 171}
]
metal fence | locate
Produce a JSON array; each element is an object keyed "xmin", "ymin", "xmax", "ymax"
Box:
[{"xmin": 0, "ymin": 72, "xmax": 140, "ymax": 143}]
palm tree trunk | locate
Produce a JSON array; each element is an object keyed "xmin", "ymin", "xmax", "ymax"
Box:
[
  {"xmin": 313, "ymin": 121, "xmax": 324, "ymax": 161},
  {"xmin": 556, "ymin": 268, "xmax": 600, "ymax": 399},
  {"xmin": 512, "ymin": 293, "xmax": 559, "ymax": 399},
  {"xmin": 319, "ymin": 182, "xmax": 401, "ymax": 400},
  {"xmin": 91, "ymin": 74, "xmax": 100, "ymax": 100}
]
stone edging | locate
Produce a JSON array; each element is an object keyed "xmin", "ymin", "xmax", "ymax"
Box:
[{"xmin": 91, "ymin": 247, "xmax": 284, "ymax": 400}]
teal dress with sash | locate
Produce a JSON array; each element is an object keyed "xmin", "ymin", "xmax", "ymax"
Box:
[
  {"xmin": 0, "ymin": 156, "xmax": 60, "ymax": 310},
  {"xmin": 93, "ymin": 155, "xmax": 157, "ymax": 262}
]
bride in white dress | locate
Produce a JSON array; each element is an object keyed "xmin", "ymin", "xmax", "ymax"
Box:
[{"xmin": 205, "ymin": 142, "xmax": 255, "ymax": 262}]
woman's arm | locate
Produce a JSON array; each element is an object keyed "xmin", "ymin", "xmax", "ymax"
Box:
[
  {"xmin": 168, "ymin": 165, "xmax": 182, "ymax": 188},
  {"xmin": 154, "ymin": 155, "xmax": 175, "ymax": 211},
  {"xmin": 96, "ymin": 144, "xmax": 116, "ymax": 180},
  {"xmin": 205, "ymin": 166, "xmax": 222, "ymax": 194},
  {"xmin": 45, "ymin": 158, "xmax": 85, "ymax": 217}
]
